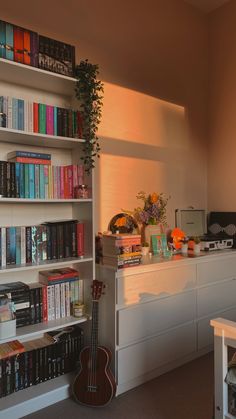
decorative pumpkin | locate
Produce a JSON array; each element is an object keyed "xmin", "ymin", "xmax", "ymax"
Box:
[{"xmin": 171, "ymin": 228, "xmax": 186, "ymax": 250}]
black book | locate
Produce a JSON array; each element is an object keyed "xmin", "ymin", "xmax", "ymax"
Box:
[
  {"xmin": 57, "ymin": 107, "xmax": 63, "ymax": 137},
  {"xmin": 26, "ymin": 226, "xmax": 32, "ymax": 263},
  {"xmin": 6, "ymin": 162, "xmax": 11, "ymax": 198},
  {"xmin": 0, "ymin": 161, "xmax": 7, "ymax": 197},
  {"xmin": 56, "ymin": 223, "xmax": 64, "ymax": 259},
  {"xmin": 62, "ymin": 108, "xmax": 68, "ymax": 137},
  {"xmin": 50, "ymin": 224, "xmax": 57, "ymax": 260},
  {"xmin": 10, "ymin": 162, "xmax": 16, "ymax": 198}
]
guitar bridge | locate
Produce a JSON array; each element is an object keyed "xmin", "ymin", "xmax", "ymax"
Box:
[{"xmin": 87, "ymin": 385, "xmax": 98, "ymax": 392}]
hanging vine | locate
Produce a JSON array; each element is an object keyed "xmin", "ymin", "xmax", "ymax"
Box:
[{"xmin": 75, "ymin": 59, "xmax": 104, "ymax": 173}]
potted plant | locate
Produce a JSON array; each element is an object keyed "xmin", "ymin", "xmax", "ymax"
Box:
[{"xmin": 141, "ymin": 241, "xmax": 150, "ymax": 256}]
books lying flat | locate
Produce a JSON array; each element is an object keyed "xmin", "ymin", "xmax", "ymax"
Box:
[{"xmin": 0, "ymin": 340, "xmax": 25, "ymax": 359}]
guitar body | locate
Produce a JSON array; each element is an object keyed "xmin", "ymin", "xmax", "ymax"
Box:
[{"xmin": 73, "ymin": 345, "xmax": 116, "ymax": 407}]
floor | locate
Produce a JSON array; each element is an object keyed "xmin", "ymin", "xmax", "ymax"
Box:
[{"xmin": 23, "ymin": 352, "xmax": 214, "ymax": 419}]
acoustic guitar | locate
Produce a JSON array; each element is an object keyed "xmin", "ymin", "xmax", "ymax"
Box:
[{"xmin": 72, "ymin": 279, "xmax": 116, "ymax": 406}]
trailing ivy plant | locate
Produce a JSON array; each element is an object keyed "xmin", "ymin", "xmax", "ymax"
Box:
[{"xmin": 75, "ymin": 59, "xmax": 104, "ymax": 173}]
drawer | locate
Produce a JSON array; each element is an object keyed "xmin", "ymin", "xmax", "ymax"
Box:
[
  {"xmin": 116, "ymin": 265, "xmax": 196, "ymax": 307},
  {"xmin": 117, "ymin": 322, "xmax": 196, "ymax": 385},
  {"xmin": 197, "ymin": 279, "xmax": 236, "ymax": 318},
  {"xmin": 198, "ymin": 306, "xmax": 236, "ymax": 350},
  {"xmin": 117, "ymin": 290, "xmax": 196, "ymax": 345},
  {"xmin": 197, "ymin": 256, "xmax": 236, "ymax": 286}
]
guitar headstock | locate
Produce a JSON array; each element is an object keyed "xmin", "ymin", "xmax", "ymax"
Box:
[{"xmin": 91, "ymin": 280, "xmax": 105, "ymax": 301}]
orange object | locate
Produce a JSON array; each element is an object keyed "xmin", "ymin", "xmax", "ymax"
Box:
[{"xmin": 171, "ymin": 228, "xmax": 185, "ymax": 249}]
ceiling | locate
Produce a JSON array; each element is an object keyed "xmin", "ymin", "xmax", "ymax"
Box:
[{"xmin": 184, "ymin": 0, "xmax": 230, "ymax": 13}]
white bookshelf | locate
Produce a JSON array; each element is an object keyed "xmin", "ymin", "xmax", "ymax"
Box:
[
  {"xmin": 0, "ymin": 127, "xmax": 84, "ymax": 149},
  {"xmin": 0, "ymin": 56, "xmax": 95, "ymax": 417}
]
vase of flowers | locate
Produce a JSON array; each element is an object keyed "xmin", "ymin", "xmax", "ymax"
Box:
[{"xmin": 125, "ymin": 191, "xmax": 169, "ymax": 247}]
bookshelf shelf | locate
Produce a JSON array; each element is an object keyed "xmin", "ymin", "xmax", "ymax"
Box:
[
  {"xmin": 0, "ymin": 198, "xmax": 92, "ymax": 203},
  {"xmin": 0, "ymin": 58, "xmax": 77, "ymax": 97},
  {"xmin": 0, "ymin": 315, "xmax": 87, "ymax": 344},
  {"xmin": 0, "ymin": 127, "xmax": 85, "ymax": 149},
  {"xmin": 0, "ymin": 372, "xmax": 74, "ymax": 419},
  {"xmin": 0, "ymin": 256, "xmax": 93, "ymax": 274}
]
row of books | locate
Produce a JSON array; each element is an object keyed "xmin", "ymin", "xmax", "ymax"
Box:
[
  {"xmin": 0, "ymin": 19, "xmax": 75, "ymax": 77},
  {"xmin": 0, "ymin": 160, "xmax": 85, "ymax": 200},
  {"xmin": 0, "ymin": 220, "xmax": 85, "ymax": 268},
  {"xmin": 0, "ymin": 270, "xmax": 83, "ymax": 327},
  {"xmin": 0, "ymin": 326, "xmax": 83, "ymax": 398},
  {"xmin": 102, "ymin": 234, "xmax": 142, "ymax": 269},
  {"xmin": 0, "ymin": 96, "xmax": 83, "ymax": 138}
]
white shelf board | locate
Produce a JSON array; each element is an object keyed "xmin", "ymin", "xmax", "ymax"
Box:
[
  {"xmin": 0, "ymin": 315, "xmax": 87, "ymax": 344},
  {"xmin": 0, "ymin": 58, "xmax": 77, "ymax": 96},
  {"xmin": 0, "ymin": 255, "xmax": 93, "ymax": 274},
  {"xmin": 0, "ymin": 198, "xmax": 92, "ymax": 203},
  {"xmin": 0, "ymin": 127, "xmax": 84, "ymax": 149},
  {"xmin": 0, "ymin": 372, "xmax": 74, "ymax": 419}
]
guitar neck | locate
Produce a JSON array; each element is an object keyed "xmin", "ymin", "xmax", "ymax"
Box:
[{"xmin": 90, "ymin": 300, "xmax": 99, "ymax": 365}]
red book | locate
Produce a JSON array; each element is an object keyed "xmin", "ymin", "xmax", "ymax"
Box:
[
  {"xmin": 67, "ymin": 165, "xmax": 73, "ymax": 198},
  {"xmin": 39, "ymin": 267, "xmax": 79, "ymax": 281},
  {"xmin": 42, "ymin": 285, "xmax": 48, "ymax": 322},
  {"xmin": 8, "ymin": 157, "xmax": 51, "ymax": 165},
  {"xmin": 77, "ymin": 222, "xmax": 85, "ymax": 257},
  {"xmin": 64, "ymin": 166, "xmax": 69, "ymax": 199},
  {"xmin": 60, "ymin": 166, "xmax": 65, "ymax": 199},
  {"xmin": 14, "ymin": 26, "xmax": 24, "ymax": 63},
  {"xmin": 46, "ymin": 105, "xmax": 54, "ymax": 135},
  {"xmin": 23, "ymin": 29, "xmax": 31, "ymax": 65},
  {"xmin": 33, "ymin": 103, "xmax": 39, "ymax": 133}
]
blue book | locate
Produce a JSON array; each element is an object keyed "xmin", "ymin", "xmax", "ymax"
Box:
[
  {"xmin": 15, "ymin": 162, "xmax": 20, "ymax": 198},
  {"xmin": 12, "ymin": 98, "xmax": 18, "ymax": 130},
  {"xmin": 9, "ymin": 227, "xmax": 16, "ymax": 265},
  {"xmin": 18, "ymin": 99, "xmax": 24, "ymax": 131},
  {"xmin": 24, "ymin": 164, "xmax": 29, "ymax": 198},
  {"xmin": 7, "ymin": 150, "xmax": 51, "ymax": 160},
  {"xmin": 54, "ymin": 107, "xmax": 57, "ymax": 136},
  {"xmin": 39, "ymin": 165, "xmax": 45, "ymax": 199},
  {"xmin": 35, "ymin": 164, "xmax": 40, "ymax": 199},
  {"xmin": 29, "ymin": 164, "xmax": 35, "ymax": 199},
  {"xmin": 5, "ymin": 23, "xmax": 13, "ymax": 61},
  {"xmin": 15, "ymin": 227, "xmax": 21, "ymax": 265},
  {"xmin": 0, "ymin": 21, "xmax": 6, "ymax": 59},
  {"xmin": 19, "ymin": 163, "xmax": 25, "ymax": 198}
]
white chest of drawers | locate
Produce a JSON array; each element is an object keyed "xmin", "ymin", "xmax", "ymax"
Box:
[{"xmin": 96, "ymin": 250, "xmax": 236, "ymax": 395}]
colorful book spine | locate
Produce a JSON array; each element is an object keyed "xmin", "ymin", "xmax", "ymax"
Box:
[
  {"xmin": 23, "ymin": 29, "xmax": 31, "ymax": 65},
  {"xmin": 46, "ymin": 105, "xmax": 54, "ymax": 135},
  {"xmin": 17, "ymin": 99, "xmax": 24, "ymax": 131},
  {"xmin": 24, "ymin": 164, "xmax": 29, "ymax": 198},
  {"xmin": 14, "ymin": 26, "xmax": 24, "ymax": 63},
  {"xmin": 39, "ymin": 104, "xmax": 46, "ymax": 134},
  {"xmin": 44, "ymin": 165, "xmax": 49, "ymax": 199},
  {"xmin": 7, "ymin": 96, "xmax": 13, "ymax": 129},
  {"xmin": 15, "ymin": 227, "xmax": 21, "ymax": 265},
  {"xmin": 12, "ymin": 98, "xmax": 18, "ymax": 130},
  {"xmin": 20, "ymin": 226, "xmax": 26, "ymax": 264},
  {"xmin": 19, "ymin": 163, "xmax": 25, "ymax": 198},
  {"xmin": 15, "ymin": 162, "xmax": 20, "ymax": 198},
  {"xmin": 33, "ymin": 103, "xmax": 39, "ymax": 133},
  {"xmin": 39, "ymin": 165, "xmax": 45, "ymax": 199},
  {"xmin": 54, "ymin": 107, "xmax": 57, "ymax": 136},
  {"xmin": 28, "ymin": 164, "xmax": 35, "ymax": 199},
  {"xmin": 1, "ymin": 227, "xmax": 6, "ymax": 267},
  {"xmin": 77, "ymin": 222, "xmax": 85, "ymax": 257},
  {"xmin": 5, "ymin": 23, "xmax": 14, "ymax": 61},
  {"xmin": 9, "ymin": 157, "xmax": 51, "ymax": 165},
  {"xmin": 34, "ymin": 164, "xmax": 40, "ymax": 199},
  {"xmin": 0, "ymin": 21, "xmax": 6, "ymax": 59}
]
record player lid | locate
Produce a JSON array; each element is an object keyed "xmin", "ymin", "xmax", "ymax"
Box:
[{"xmin": 175, "ymin": 209, "xmax": 207, "ymax": 237}]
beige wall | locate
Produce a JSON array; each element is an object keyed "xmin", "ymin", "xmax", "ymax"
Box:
[
  {"xmin": 0, "ymin": 0, "xmax": 208, "ymax": 231},
  {"xmin": 208, "ymin": 0, "xmax": 236, "ymax": 211}
]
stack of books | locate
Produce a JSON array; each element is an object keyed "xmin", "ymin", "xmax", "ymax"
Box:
[
  {"xmin": 0, "ymin": 326, "xmax": 83, "ymax": 398},
  {"xmin": 102, "ymin": 234, "xmax": 142, "ymax": 269},
  {"xmin": 38, "ymin": 267, "xmax": 83, "ymax": 321},
  {"xmin": 0, "ymin": 151, "xmax": 85, "ymax": 199},
  {"xmin": 0, "ymin": 95, "xmax": 83, "ymax": 138},
  {"xmin": 0, "ymin": 19, "xmax": 76, "ymax": 77},
  {"xmin": 0, "ymin": 219, "xmax": 85, "ymax": 268},
  {"xmin": 0, "ymin": 282, "xmax": 30, "ymax": 327}
]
